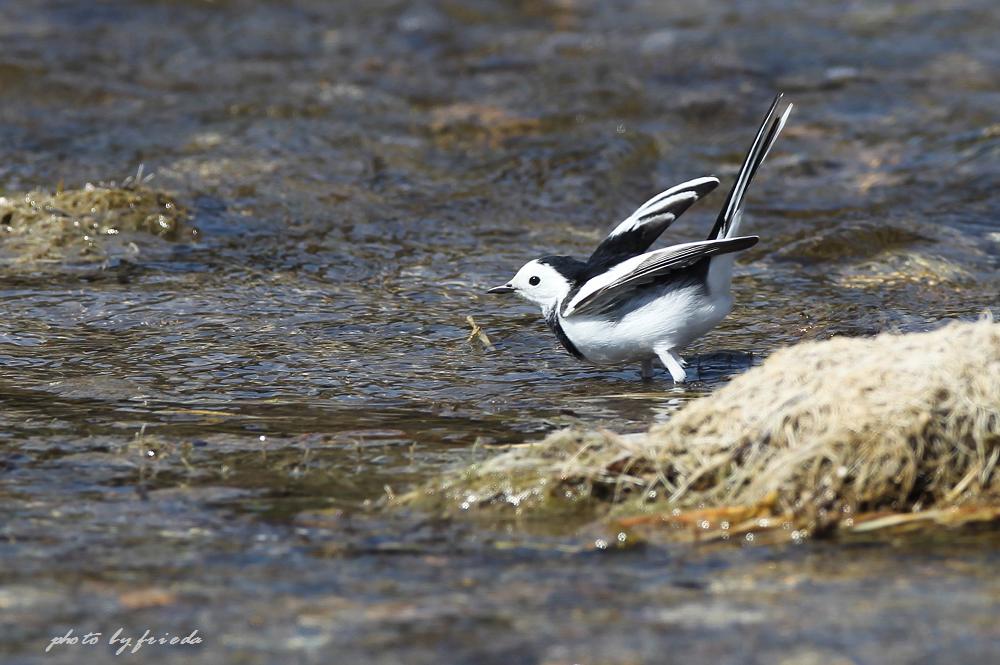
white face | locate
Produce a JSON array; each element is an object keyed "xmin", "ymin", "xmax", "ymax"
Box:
[{"xmin": 493, "ymin": 260, "xmax": 572, "ymax": 311}]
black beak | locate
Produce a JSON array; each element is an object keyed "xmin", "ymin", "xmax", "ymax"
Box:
[{"xmin": 487, "ymin": 284, "xmax": 515, "ymax": 294}]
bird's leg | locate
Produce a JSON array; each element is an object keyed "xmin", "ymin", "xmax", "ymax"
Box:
[
  {"xmin": 640, "ymin": 359, "xmax": 654, "ymax": 381},
  {"xmin": 655, "ymin": 347, "xmax": 687, "ymax": 383}
]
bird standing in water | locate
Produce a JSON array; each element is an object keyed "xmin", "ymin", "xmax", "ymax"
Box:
[{"xmin": 488, "ymin": 94, "xmax": 793, "ymax": 382}]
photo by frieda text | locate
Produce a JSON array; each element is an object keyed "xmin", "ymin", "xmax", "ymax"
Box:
[{"xmin": 45, "ymin": 627, "xmax": 203, "ymax": 655}]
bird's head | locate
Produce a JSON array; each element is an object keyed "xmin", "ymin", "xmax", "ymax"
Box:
[{"xmin": 487, "ymin": 258, "xmax": 575, "ymax": 312}]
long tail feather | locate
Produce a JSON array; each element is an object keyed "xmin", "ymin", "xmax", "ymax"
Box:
[{"xmin": 708, "ymin": 94, "xmax": 793, "ymax": 240}]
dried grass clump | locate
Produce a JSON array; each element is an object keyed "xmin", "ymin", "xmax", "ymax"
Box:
[
  {"xmin": 406, "ymin": 318, "xmax": 1000, "ymax": 538},
  {"xmin": 0, "ymin": 167, "xmax": 194, "ymax": 264}
]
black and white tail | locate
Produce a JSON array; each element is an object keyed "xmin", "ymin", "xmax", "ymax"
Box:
[{"xmin": 708, "ymin": 93, "xmax": 793, "ymax": 241}]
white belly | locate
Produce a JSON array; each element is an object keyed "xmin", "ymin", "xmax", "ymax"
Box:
[{"xmin": 559, "ymin": 285, "xmax": 732, "ymax": 365}]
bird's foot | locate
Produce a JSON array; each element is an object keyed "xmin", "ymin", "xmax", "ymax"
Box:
[
  {"xmin": 656, "ymin": 347, "xmax": 687, "ymax": 383},
  {"xmin": 640, "ymin": 359, "xmax": 654, "ymax": 381}
]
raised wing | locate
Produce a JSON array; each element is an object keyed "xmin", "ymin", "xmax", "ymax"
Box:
[
  {"xmin": 563, "ymin": 236, "xmax": 759, "ymax": 317},
  {"xmin": 586, "ymin": 176, "xmax": 719, "ymax": 271}
]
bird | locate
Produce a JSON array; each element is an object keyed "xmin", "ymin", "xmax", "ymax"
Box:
[{"xmin": 487, "ymin": 93, "xmax": 793, "ymax": 382}]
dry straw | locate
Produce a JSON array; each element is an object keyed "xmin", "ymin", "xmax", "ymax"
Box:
[{"xmin": 406, "ymin": 318, "xmax": 1000, "ymax": 539}]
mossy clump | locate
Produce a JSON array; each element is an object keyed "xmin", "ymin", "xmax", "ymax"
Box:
[
  {"xmin": 404, "ymin": 318, "xmax": 1000, "ymax": 539},
  {"xmin": 429, "ymin": 103, "xmax": 545, "ymax": 148},
  {"xmin": 0, "ymin": 168, "xmax": 195, "ymax": 264}
]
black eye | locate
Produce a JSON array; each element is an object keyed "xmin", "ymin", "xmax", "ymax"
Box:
[{"xmin": 528, "ymin": 276, "xmax": 541, "ymax": 286}]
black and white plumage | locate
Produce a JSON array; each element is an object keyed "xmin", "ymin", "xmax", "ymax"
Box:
[{"xmin": 488, "ymin": 94, "xmax": 793, "ymax": 382}]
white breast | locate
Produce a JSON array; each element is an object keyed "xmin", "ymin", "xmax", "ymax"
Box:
[{"xmin": 559, "ymin": 284, "xmax": 732, "ymax": 365}]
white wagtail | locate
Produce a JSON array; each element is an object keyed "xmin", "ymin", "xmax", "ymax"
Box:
[{"xmin": 488, "ymin": 94, "xmax": 793, "ymax": 382}]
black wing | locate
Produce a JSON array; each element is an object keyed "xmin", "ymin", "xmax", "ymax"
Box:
[
  {"xmin": 564, "ymin": 236, "xmax": 759, "ymax": 317},
  {"xmin": 586, "ymin": 176, "xmax": 719, "ymax": 271}
]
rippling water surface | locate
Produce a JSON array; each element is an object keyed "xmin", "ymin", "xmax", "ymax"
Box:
[{"xmin": 1, "ymin": 1, "xmax": 998, "ymax": 662}]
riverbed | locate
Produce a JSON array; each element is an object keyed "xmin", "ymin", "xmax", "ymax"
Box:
[{"xmin": 1, "ymin": 1, "xmax": 998, "ymax": 663}]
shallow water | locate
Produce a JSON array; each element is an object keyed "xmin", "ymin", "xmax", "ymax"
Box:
[{"xmin": 1, "ymin": 0, "xmax": 998, "ymax": 662}]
